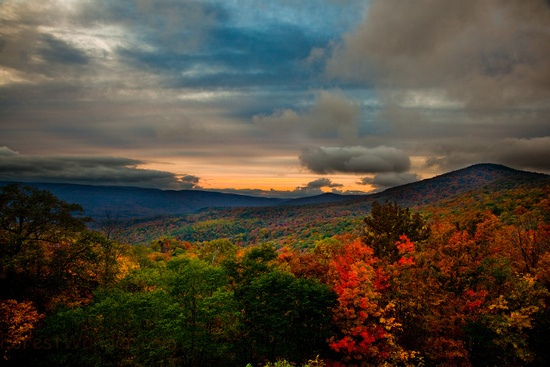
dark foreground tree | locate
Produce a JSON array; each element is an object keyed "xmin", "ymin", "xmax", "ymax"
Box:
[
  {"xmin": 0, "ymin": 184, "xmax": 91, "ymax": 306},
  {"xmin": 237, "ymin": 270, "xmax": 336, "ymax": 363},
  {"xmin": 0, "ymin": 184, "xmax": 116, "ymax": 361},
  {"xmin": 363, "ymin": 201, "xmax": 430, "ymax": 262}
]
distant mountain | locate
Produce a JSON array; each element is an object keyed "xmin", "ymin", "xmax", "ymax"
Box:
[
  {"xmin": 114, "ymin": 163, "xmax": 549, "ymax": 245},
  {"xmin": 265, "ymin": 163, "xmax": 549, "ymax": 219},
  {"xmin": 284, "ymin": 192, "xmax": 358, "ymax": 206},
  {"xmin": 355, "ymin": 163, "xmax": 549, "ymax": 209},
  {"xmin": 0, "ymin": 182, "xmax": 285, "ymax": 220},
  {"xmin": 268, "ymin": 163, "xmax": 549, "ymax": 219},
  {"xmin": 1, "ymin": 164, "xmax": 548, "ymax": 222}
]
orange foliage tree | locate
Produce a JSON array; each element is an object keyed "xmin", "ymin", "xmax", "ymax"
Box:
[
  {"xmin": 326, "ymin": 236, "xmax": 418, "ymax": 366},
  {"xmin": 0, "ymin": 299, "xmax": 43, "ymax": 360}
]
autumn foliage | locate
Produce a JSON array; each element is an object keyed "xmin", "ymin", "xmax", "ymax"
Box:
[
  {"xmin": 1, "ymin": 182, "xmax": 550, "ymax": 366},
  {"xmin": 0, "ymin": 299, "xmax": 43, "ymax": 360}
]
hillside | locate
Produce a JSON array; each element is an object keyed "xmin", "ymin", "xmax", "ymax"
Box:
[
  {"xmin": 4, "ymin": 163, "xmax": 545, "ymax": 223},
  {"xmin": 116, "ymin": 164, "xmax": 550, "ymax": 245},
  {"xmin": 330, "ymin": 163, "xmax": 549, "ymax": 212},
  {"xmin": 3, "ymin": 163, "xmax": 550, "ymax": 367},
  {"xmin": 370, "ymin": 163, "xmax": 548, "ymax": 208},
  {"xmin": 0, "ymin": 182, "xmax": 287, "ymax": 219}
]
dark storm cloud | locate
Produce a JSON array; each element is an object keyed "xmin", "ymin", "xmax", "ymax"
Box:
[
  {"xmin": 120, "ymin": 23, "xmax": 323, "ymax": 91},
  {"xmin": 300, "ymin": 146, "xmax": 411, "ymax": 174},
  {"xmin": 0, "ymin": 148, "xmax": 199, "ymax": 189},
  {"xmin": 39, "ymin": 34, "xmax": 89, "ymax": 65},
  {"xmin": 425, "ymin": 136, "xmax": 550, "ymax": 174},
  {"xmin": 358, "ymin": 172, "xmax": 419, "ymax": 191},
  {"xmin": 324, "ymin": 0, "xmax": 550, "ymax": 175},
  {"xmin": 253, "ymin": 91, "xmax": 360, "ymax": 143},
  {"xmin": 328, "ymin": 0, "xmax": 550, "ymax": 109}
]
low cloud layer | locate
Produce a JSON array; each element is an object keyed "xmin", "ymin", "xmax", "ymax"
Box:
[
  {"xmin": 300, "ymin": 146, "xmax": 411, "ymax": 174},
  {"xmin": 358, "ymin": 172, "xmax": 420, "ymax": 191},
  {"xmin": 0, "ymin": 147, "xmax": 199, "ymax": 189},
  {"xmin": 211, "ymin": 177, "xmax": 349, "ymax": 198},
  {"xmin": 293, "ymin": 177, "xmax": 344, "ymax": 195},
  {"xmin": 303, "ymin": 177, "xmax": 343, "ymax": 189}
]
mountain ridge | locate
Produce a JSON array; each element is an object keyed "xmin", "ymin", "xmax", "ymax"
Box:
[
  {"xmin": 362, "ymin": 162, "xmax": 549, "ymax": 208},
  {"xmin": 1, "ymin": 163, "xmax": 548, "ymax": 220},
  {"xmin": 114, "ymin": 163, "xmax": 549, "ymax": 245}
]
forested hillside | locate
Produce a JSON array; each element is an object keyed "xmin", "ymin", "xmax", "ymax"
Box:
[
  {"xmin": 117, "ymin": 164, "xmax": 550, "ymax": 246},
  {"xmin": 0, "ymin": 182, "xmax": 288, "ymax": 219},
  {"xmin": 1, "ymin": 164, "xmax": 549, "ymax": 366},
  {"xmin": 3, "ymin": 163, "xmax": 544, "ymax": 222}
]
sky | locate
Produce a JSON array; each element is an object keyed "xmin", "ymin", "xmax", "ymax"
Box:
[{"xmin": 1, "ymin": 0, "xmax": 549, "ymax": 198}]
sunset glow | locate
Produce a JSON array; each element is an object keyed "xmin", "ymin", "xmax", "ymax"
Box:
[{"xmin": 1, "ymin": 0, "xmax": 549, "ymax": 197}]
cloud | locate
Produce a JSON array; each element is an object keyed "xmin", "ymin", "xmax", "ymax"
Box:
[
  {"xmin": 358, "ymin": 172, "xmax": 420, "ymax": 191},
  {"xmin": 292, "ymin": 177, "xmax": 344, "ymax": 196},
  {"xmin": 253, "ymin": 90, "xmax": 360, "ymax": 143},
  {"xmin": 425, "ymin": 136, "xmax": 550, "ymax": 173},
  {"xmin": 0, "ymin": 147, "xmax": 18, "ymax": 157},
  {"xmin": 0, "ymin": 1, "xmax": 93, "ymax": 79},
  {"xmin": 179, "ymin": 174, "xmax": 200, "ymax": 186},
  {"xmin": 3, "ymin": 0, "xmax": 547, "ymax": 197},
  {"xmin": 304, "ymin": 47, "xmax": 327, "ymax": 66},
  {"xmin": 39, "ymin": 34, "xmax": 89, "ymax": 65},
  {"xmin": 0, "ymin": 0, "xmax": 337, "ymax": 152},
  {"xmin": 327, "ymin": 0, "xmax": 550, "ymax": 110},
  {"xmin": 320, "ymin": 0, "xmax": 550, "ymax": 178},
  {"xmin": 209, "ymin": 177, "xmax": 347, "ymax": 198},
  {"xmin": 159, "ymin": 24, "xmax": 326, "ymax": 90},
  {"xmin": 0, "ymin": 0, "xmax": 223, "ymax": 86},
  {"xmin": 77, "ymin": 0, "xmax": 220, "ymax": 52},
  {"xmin": 300, "ymin": 145, "xmax": 411, "ymax": 174},
  {"xmin": 304, "ymin": 177, "xmax": 343, "ymax": 189},
  {"xmin": 0, "ymin": 150, "xmax": 200, "ymax": 189}
]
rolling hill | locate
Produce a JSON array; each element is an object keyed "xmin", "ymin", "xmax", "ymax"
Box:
[
  {"xmin": 107, "ymin": 163, "xmax": 549, "ymax": 245},
  {"xmin": 1, "ymin": 163, "xmax": 548, "ymax": 226},
  {"xmin": 0, "ymin": 182, "xmax": 287, "ymax": 219}
]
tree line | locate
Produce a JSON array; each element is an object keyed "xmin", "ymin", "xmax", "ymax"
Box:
[{"xmin": 1, "ymin": 184, "xmax": 549, "ymax": 366}]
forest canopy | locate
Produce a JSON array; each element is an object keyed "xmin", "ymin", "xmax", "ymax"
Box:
[{"xmin": 1, "ymin": 183, "xmax": 550, "ymax": 366}]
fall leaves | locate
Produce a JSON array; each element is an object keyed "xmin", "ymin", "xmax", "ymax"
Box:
[
  {"xmin": 2, "ymin": 183, "xmax": 550, "ymax": 366},
  {"xmin": 280, "ymin": 204, "xmax": 550, "ymax": 366},
  {"xmin": 0, "ymin": 299, "xmax": 43, "ymax": 360}
]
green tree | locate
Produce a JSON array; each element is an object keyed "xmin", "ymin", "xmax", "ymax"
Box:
[
  {"xmin": 224, "ymin": 243, "xmax": 278, "ymax": 287},
  {"xmin": 363, "ymin": 201, "xmax": 430, "ymax": 262},
  {"xmin": 37, "ymin": 288, "xmax": 179, "ymax": 367},
  {"xmin": 167, "ymin": 257, "xmax": 239, "ymax": 366},
  {"xmin": 35, "ymin": 257, "xmax": 240, "ymax": 367},
  {"xmin": 198, "ymin": 238, "xmax": 237, "ymax": 266},
  {"xmin": 237, "ymin": 270, "xmax": 336, "ymax": 364}
]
